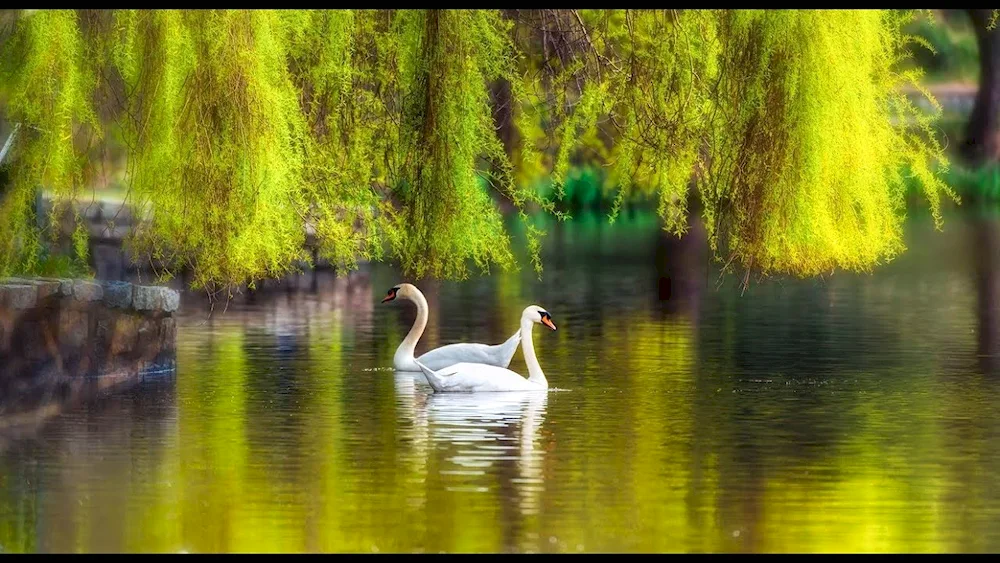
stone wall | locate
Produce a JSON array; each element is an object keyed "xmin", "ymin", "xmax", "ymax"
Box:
[
  {"xmin": 39, "ymin": 198, "xmax": 338, "ymax": 280},
  {"xmin": 0, "ymin": 278, "xmax": 179, "ymax": 426}
]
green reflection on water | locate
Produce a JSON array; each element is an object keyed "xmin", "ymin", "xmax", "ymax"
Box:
[{"xmin": 1, "ymin": 209, "xmax": 1000, "ymax": 552}]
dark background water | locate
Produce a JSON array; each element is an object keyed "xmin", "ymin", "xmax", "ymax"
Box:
[{"xmin": 2, "ymin": 207, "xmax": 1000, "ymax": 553}]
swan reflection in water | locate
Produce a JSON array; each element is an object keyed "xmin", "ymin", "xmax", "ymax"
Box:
[
  {"xmin": 393, "ymin": 374, "xmax": 549, "ymax": 518},
  {"xmin": 429, "ymin": 390, "xmax": 548, "ymax": 516}
]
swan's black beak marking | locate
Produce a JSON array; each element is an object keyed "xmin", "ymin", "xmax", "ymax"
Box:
[
  {"xmin": 382, "ymin": 286, "xmax": 399, "ymax": 303},
  {"xmin": 540, "ymin": 311, "xmax": 556, "ymax": 331}
]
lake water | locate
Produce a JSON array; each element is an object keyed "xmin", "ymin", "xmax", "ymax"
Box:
[{"xmin": 2, "ymin": 208, "xmax": 1000, "ymax": 553}]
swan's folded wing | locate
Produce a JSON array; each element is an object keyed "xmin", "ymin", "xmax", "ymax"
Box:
[
  {"xmin": 436, "ymin": 364, "xmax": 462, "ymax": 378},
  {"xmin": 417, "ymin": 330, "xmax": 523, "ymax": 370},
  {"xmin": 496, "ymin": 330, "xmax": 521, "ymax": 368},
  {"xmin": 418, "ymin": 343, "xmax": 494, "ymax": 370}
]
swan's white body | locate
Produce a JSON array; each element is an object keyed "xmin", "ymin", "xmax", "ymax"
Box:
[
  {"xmin": 414, "ymin": 306, "xmax": 554, "ymax": 393},
  {"xmin": 405, "ymin": 335, "xmax": 520, "ymax": 373},
  {"xmin": 384, "ymin": 283, "xmax": 520, "ymax": 372}
]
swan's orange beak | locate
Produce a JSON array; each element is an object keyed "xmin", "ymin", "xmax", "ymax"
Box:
[
  {"xmin": 381, "ymin": 295, "xmax": 394, "ymax": 303},
  {"xmin": 541, "ymin": 317, "xmax": 557, "ymax": 331}
]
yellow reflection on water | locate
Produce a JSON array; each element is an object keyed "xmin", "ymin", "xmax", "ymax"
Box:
[{"xmin": 3, "ymin": 212, "xmax": 1000, "ymax": 553}]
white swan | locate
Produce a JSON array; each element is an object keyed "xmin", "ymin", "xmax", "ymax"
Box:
[
  {"xmin": 414, "ymin": 305, "xmax": 556, "ymax": 393},
  {"xmin": 382, "ymin": 283, "xmax": 521, "ymax": 372}
]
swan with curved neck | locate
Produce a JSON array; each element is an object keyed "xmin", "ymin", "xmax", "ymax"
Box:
[
  {"xmin": 414, "ymin": 305, "xmax": 556, "ymax": 393},
  {"xmin": 382, "ymin": 283, "xmax": 521, "ymax": 372}
]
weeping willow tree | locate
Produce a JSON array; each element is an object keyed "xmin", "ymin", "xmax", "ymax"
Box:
[
  {"xmin": 0, "ymin": 9, "xmax": 954, "ymax": 291},
  {"xmin": 512, "ymin": 9, "xmax": 953, "ymax": 278}
]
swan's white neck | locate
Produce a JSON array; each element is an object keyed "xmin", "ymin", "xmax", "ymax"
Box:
[
  {"xmin": 395, "ymin": 288, "xmax": 428, "ymax": 366},
  {"xmin": 521, "ymin": 317, "xmax": 547, "ymax": 388}
]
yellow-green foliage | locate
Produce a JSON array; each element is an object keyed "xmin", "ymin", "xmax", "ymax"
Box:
[
  {"xmin": 280, "ymin": 10, "xmax": 386, "ymax": 275},
  {"xmin": 521, "ymin": 9, "xmax": 953, "ymax": 278},
  {"xmin": 700, "ymin": 10, "xmax": 955, "ymax": 276},
  {"xmin": 282, "ymin": 10, "xmax": 554, "ymax": 279},
  {"xmin": 111, "ymin": 10, "xmax": 308, "ymax": 289},
  {"xmin": 603, "ymin": 10, "xmax": 719, "ymax": 233},
  {"xmin": 0, "ymin": 9, "xmax": 954, "ymax": 287},
  {"xmin": 384, "ymin": 10, "xmax": 520, "ymax": 279},
  {"xmin": 0, "ymin": 9, "xmax": 97, "ymax": 275}
]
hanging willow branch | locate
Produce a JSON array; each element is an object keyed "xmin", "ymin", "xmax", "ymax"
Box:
[{"xmin": 0, "ymin": 9, "xmax": 954, "ymax": 289}]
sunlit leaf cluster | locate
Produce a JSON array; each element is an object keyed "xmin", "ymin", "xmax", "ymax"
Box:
[{"xmin": 514, "ymin": 9, "xmax": 955, "ymax": 277}]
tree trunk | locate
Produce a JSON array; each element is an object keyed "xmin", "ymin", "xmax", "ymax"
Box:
[
  {"xmin": 963, "ymin": 9, "xmax": 1000, "ymax": 165},
  {"xmin": 0, "ymin": 123, "xmax": 19, "ymax": 199},
  {"xmin": 489, "ymin": 79, "xmax": 516, "ymax": 158},
  {"xmin": 975, "ymin": 215, "xmax": 1000, "ymax": 375}
]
